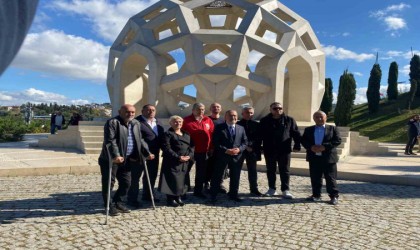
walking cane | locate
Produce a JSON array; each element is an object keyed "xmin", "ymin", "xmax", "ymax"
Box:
[
  {"xmin": 143, "ymin": 159, "xmax": 156, "ymax": 210},
  {"xmin": 104, "ymin": 143, "xmax": 113, "ymax": 225}
]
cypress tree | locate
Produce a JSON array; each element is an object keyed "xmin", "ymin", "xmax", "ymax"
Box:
[
  {"xmin": 409, "ymin": 55, "xmax": 420, "ymax": 97},
  {"xmin": 334, "ymin": 70, "xmax": 356, "ymax": 126},
  {"xmin": 320, "ymin": 78, "xmax": 333, "ymax": 114},
  {"xmin": 387, "ymin": 61, "xmax": 398, "ymax": 100},
  {"xmin": 366, "ymin": 63, "xmax": 382, "ymax": 113}
]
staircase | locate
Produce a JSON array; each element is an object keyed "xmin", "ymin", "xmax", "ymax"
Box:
[{"xmin": 37, "ymin": 121, "xmax": 104, "ymax": 155}]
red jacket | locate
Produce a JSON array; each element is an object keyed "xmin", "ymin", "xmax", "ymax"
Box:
[{"xmin": 182, "ymin": 114, "xmax": 214, "ymax": 153}]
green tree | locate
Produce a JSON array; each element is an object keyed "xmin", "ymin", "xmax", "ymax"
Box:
[
  {"xmin": 387, "ymin": 61, "xmax": 398, "ymax": 100},
  {"xmin": 406, "ymin": 79, "xmax": 418, "ymax": 110},
  {"xmin": 320, "ymin": 78, "xmax": 333, "ymax": 114},
  {"xmin": 366, "ymin": 63, "xmax": 382, "ymax": 113},
  {"xmin": 409, "ymin": 54, "xmax": 420, "ymax": 97},
  {"xmin": 334, "ymin": 70, "xmax": 356, "ymax": 126}
]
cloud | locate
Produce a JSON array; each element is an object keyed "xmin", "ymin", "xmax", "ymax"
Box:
[
  {"xmin": 11, "ymin": 30, "xmax": 109, "ymax": 82},
  {"xmin": 401, "ymin": 64, "xmax": 410, "ymax": 76},
  {"xmin": 49, "ymin": 0, "xmax": 158, "ymax": 42},
  {"xmin": 370, "ymin": 3, "xmax": 411, "ymax": 18},
  {"xmin": 322, "ymin": 45, "xmax": 375, "ymax": 62},
  {"xmin": 370, "ymin": 3, "xmax": 410, "ymax": 32},
  {"xmin": 0, "ymin": 88, "xmax": 90, "ymax": 106},
  {"xmin": 384, "ymin": 50, "xmax": 420, "ymax": 60},
  {"xmin": 384, "ymin": 16, "xmax": 406, "ymax": 30},
  {"xmin": 353, "ymin": 72, "xmax": 363, "ymax": 77}
]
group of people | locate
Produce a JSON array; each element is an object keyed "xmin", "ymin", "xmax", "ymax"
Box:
[
  {"xmin": 50, "ymin": 111, "xmax": 83, "ymax": 134},
  {"xmin": 99, "ymin": 102, "xmax": 342, "ymax": 216}
]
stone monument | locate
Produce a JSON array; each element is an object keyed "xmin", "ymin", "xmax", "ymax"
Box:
[{"xmin": 107, "ymin": 0, "xmax": 325, "ymax": 121}]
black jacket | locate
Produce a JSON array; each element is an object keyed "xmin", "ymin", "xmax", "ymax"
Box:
[
  {"xmin": 136, "ymin": 115, "xmax": 164, "ymax": 153},
  {"xmin": 258, "ymin": 113, "xmax": 301, "ymax": 156},
  {"xmin": 213, "ymin": 123, "xmax": 248, "ymax": 163},
  {"xmin": 237, "ymin": 119, "xmax": 261, "ymax": 161},
  {"xmin": 301, "ymin": 125, "xmax": 341, "ymax": 163},
  {"xmin": 98, "ymin": 116, "xmax": 151, "ymax": 165},
  {"xmin": 407, "ymin": 119, "xmax": 420, "ymax": 137}
]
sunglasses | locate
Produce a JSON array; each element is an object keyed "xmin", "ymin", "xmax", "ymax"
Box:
[{"xmin": 272, "ymin": 107, "xmax": 283, "ymax": 110}]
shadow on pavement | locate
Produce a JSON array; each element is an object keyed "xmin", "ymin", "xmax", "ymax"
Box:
[{"xmin": 0, "ymin": 191, "xmax": 103, "ymax": 224}]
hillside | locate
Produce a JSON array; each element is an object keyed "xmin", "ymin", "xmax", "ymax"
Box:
[{"xmin": 345, "ymin": 92, "xmax": 420, "ymax": 143}]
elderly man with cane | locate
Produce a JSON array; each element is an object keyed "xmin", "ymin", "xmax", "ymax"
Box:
[{"xmin": 99, "ymin": 104, "xmax": 154, "ymax": 219}]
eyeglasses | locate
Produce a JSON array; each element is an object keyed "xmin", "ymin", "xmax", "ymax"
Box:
[{"xmin": 272, "ymin": 107, "xmax": 283, "ymax": 110}]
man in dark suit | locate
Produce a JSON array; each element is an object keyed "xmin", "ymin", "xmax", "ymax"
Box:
[
  {"xmin": 301, "ymin": 111, "xmax": 341, "ymax": 205},
  {"xmin": 210, "ymin": 110, "xmax": 248, "ymax": 202},
  {"xmin": 128, "ymin": 104, "xmax": 164, "ymax": 207},
  {"xmin": 237, "ymin": 106, "xmax": 263, "ymax": 196},
  {"xmin": 98, "ymin": 104, "xmax": 154, "ymax": 215}
]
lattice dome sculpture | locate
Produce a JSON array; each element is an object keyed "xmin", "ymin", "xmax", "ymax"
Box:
[{"xmin": 107, "ymin": 0, "xmax": 325, "ymax": 121}]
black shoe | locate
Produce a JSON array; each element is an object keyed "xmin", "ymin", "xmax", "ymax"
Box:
[
  {"xmin": 218, "ymin": 188, "xmax": 228, "ymax": 194},
  {"xmin": 404, "ymin": 152, "xmax": 411, "ymax": 155},
  {"xmin": 166, "ymin": 199, "xmax": 180, "ymax": 207},
  {"xmin": 174, "ymin": 197, "xmax": 185, "ymax": 206},
  {"xmin": 229, "ymin": 196, "xmax": 243, "ymax": 202},
  {"xmin": 250, "ymin": 190, "xmax": 264, "ymax": 197},
  {"xmin": 115, "ymin": 202, "xmax": 131, "ymax": 213},
  {"xmin": 142, "ymin": 196, "xmax": 160, "ymax": 202},
  {"xmin": 329, "ymin": 197, "xmax": 338, "ymax": 205},
  {"xmin": 181, "ymin": 194, "xmax": 187, "ymax": 200},
  {"xmin": 107, "ymin": 205, "xmax": 119, "ymax": 216},
  {"xmin": 193, "ymin": 192, "xmax": 207, "ymax": 199},
  {"xmin": 306, "ymin": 195, "xmax": 322, "ymax": 202},
  {"xmin": 127, "ymin": 200, "xmax": 143, "ymax": 209},
  {"xmin": 409, "ymin": 152, "xmax": 417, "ymax": 155}
]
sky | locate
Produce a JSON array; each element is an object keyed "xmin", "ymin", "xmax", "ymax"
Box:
[{"xmin": 0, "ymin": 0, "xmax": 419, "ymax": 106}]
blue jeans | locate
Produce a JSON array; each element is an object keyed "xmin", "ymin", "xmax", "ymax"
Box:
[{"xmin": 50, "ymin": 125, "xmax": 62, "ymax": 134}]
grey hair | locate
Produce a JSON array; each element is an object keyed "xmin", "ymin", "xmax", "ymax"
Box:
[
  {"xmin": 313, "ymin": 110, "xmax": 327, "ymax": 116},
  {"xmin": 169, "ymin": 115, "xmax": 183, "ymax": 123},
  {"xmin": 242, "ymin": 106, "xmax": 254, "ymax": 111},
  {"xmin": 192, "ymin": 102, "xmax": 205, "ymax": 110}
]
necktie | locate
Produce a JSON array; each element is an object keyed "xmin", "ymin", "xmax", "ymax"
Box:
[{"xmin": 230, "ymin": 126, "xmax": 235, "ymax": 138}]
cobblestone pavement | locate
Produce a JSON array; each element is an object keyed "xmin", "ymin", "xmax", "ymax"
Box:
[{"xmin": 0, "ymin": 172, "xmax": 419, "ymax": 250}]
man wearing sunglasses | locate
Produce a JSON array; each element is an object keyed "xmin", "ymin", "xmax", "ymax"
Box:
[{"xmin": 257, "ymin": 102, "xmax": 301, "ymax": 199}]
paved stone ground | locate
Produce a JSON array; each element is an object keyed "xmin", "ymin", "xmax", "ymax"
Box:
[{"xmin": 0, "ymin": 172, "xmax": 419, "ymax": 249}]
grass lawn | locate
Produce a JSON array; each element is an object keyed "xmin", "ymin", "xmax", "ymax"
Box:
[{"xmin": 331, "ymin": 92, "xmax": 420, "ymax": 143}]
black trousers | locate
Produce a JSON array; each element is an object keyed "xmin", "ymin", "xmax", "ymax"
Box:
[
  {"xmin": 193, "ymin": 152, "xmax": 208, "ymax": 194},
  {"xmin": 309, "ymin": 157, "xmax": 339, "ymax": 198},
  {"xmin": 127, "ymin": 160, "xmax": 145, "ymax": 203},
  {"xmin": 210, "ymin": 158, "xmax": 242, "ymax": 198},
  {"xmin": 238, "ymin": 152, "xmax": 258, "ymax": 192},
  {"xmin": 405, "ymin": 135, "xmax": 418, "ymax": 153},
  {"xmin": 142, "ymin": 151, "xmax": 160, "ymax": 199},
  {"xmin": 265, "ymin": 153, "xmax": 291, "ymax": 191},
  {"xmin": 100, "ymin": 160, "xmax": 132, "ymax": 206}
]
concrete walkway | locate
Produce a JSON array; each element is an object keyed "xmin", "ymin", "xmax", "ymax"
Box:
[{"xmin": 0, "ymin": 135, "xmax": 419, "ymax": 187}]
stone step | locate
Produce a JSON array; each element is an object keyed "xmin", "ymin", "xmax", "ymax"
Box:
[
  {"xmin": 81, "ymin": 136, "xmax": 103, "ymax": 142},
  {"xmin": 78, "ymin": 126, "xmax": 104, "ymax": 131},
  {"xmin": 80, "ymin": 131, "xmax": 104, "ymax": 136},
  {"xmin": 82, "ymin": 141, "xmax": 102, "ymax": 148},
  {"xmin": 84, "ymin": 148, "xmax": 102, "ymax": 154}
]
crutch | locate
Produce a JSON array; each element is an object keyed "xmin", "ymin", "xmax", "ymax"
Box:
[
  {"xmin": 143, "ymin": 158, "xmax": 156, "ymax": 210},
  {"xmin": 104, "ymin": 143, "xmax": 113, "ymax": 225}
]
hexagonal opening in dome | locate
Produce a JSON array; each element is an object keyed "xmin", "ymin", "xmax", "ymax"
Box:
[{"xmin": 192, "ymin": 2, "xmax": 247, "ymax": 30}]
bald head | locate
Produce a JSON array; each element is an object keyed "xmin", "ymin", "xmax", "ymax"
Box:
[
  {"xmin": 119, "ymin": 104, "xmax": 136, "ymax": 123},
  {"xmin": 313, "ymin": 111, "xmax": 327, "ymax": 126}
]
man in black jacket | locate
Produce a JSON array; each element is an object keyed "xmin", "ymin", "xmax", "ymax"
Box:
[
  {"xmin": 98, "ymin": 104, "xmax": 154, "ymax": 215},
  {"xmin": 258, "ymin": 102, "xmax": 301, "ymax": 199},
  {"xmin": 128, "ymin": 104, "xmax": 164, "ymax": 205},
  {"xmin": 404, "ymin": 114, "xmax": 420, "ymax": 155},
  {"xmin": 301, "ymin": 111, "xmax": 341, "ymax": 205},
  {"xmin": 237, "ymin": 106, "xmax": 263, "ymax": 196}
]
